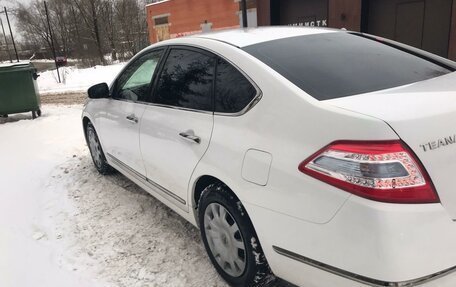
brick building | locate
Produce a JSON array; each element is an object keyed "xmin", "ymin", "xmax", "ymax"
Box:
[
  {"xmin": 146, "ymin": 0, "xmax": 456, "ymax": 60},
  {"xmin": 257, "ymin": 0, "xmax": 456, "ymax": 60},
  {"xmin": 145, "ymin": 0, "xmax": 255, "ymax": 43}
]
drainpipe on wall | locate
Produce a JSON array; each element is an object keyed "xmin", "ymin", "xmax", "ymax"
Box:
[{"xmin": 241, "ymin": 0, "xmax": 248, "ymax": 27}]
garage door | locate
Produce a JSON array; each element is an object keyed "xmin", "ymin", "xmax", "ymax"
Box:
[
  {"xmin": 367, "ymin": 0, "xmax": 453, "ymax": 57},
  {"xmin": 271, "ymin": 0, "xmax": 328, "ymax": 27},
  {"xmin": 395, "ymin": 1, "xmax": 425, "ymax": 48}
]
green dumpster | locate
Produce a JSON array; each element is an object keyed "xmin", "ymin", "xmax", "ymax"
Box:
[{"xmin": 0, "ymin": 62, "xmax": 41, "ymax": 119}]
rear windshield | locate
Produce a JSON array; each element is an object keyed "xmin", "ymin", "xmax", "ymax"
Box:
[{"xmin": 243, "ymin": 32, "xmax": 452, "ymax": 100}]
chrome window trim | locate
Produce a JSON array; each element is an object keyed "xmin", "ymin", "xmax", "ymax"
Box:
[
  {"xmin": 149, "ymin": 46, "xmax": 216, "ymax": 114},
  {"xmin": 211, "ymin": 53, "xmax": 262, "ymax": 117},
  {"xmin": 109, "ymin": 98, "xmax": 214, "ymax": 115},
  {"xmin": 119, "ymin": 43, "xmax": 263, "ymax": 117},
  {"xmin": 142, "ymin": 102, "xmax": 214, "ymax": 115},
  {"xmin": 109, "ymin": 43, "xmax": 263, "ymax": 116},
  {"xmin": 213, "ymin": 91, "xmax": 262, "ymax": 117},
  {"xmin": 107, "ymin": 153, "xmax": 186, "ymax": 205},
  {"xmin": 273, "ymin": 246, "xmax": 456, "ymax": 287},
  {"xmin": 110, "ymin": 47, "xmax": 166, "ymax": 101}
]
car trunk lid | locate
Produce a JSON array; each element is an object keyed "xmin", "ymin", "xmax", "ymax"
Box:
[{"xmin": 326, "ymin": 72, "xmax": 456, "ymax": 218}]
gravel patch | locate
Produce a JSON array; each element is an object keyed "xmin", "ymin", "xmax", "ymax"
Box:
[
  {"xmin": 48, "ymin": 152, "xmax": 229, "ymax": 287},
  {"xmin": 40, "ymin": 92, "xmax": 87, "ymax": 105}
]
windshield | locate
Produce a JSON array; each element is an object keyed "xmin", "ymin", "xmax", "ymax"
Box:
[{"xmin": 243, "ymin": 32, "xmax": 452, "ymax": 100}]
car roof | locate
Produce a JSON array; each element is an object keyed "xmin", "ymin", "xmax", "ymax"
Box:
[{"xmin": 190, "ymin": 26, "xmax": 339, "ymax": 48}]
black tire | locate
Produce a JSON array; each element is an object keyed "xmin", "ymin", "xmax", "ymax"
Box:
[
  {"xmin": 32, "ymin": 110, "xmax": 36, "ymax": 119},
  {"xmin": 198, "ymin": 183, "xmax": 272, "ymax": 287},
  {"xmin": 37, "ymin": 109, "xmax": 42, "ymax": 117},
  {"xmin": 86, "ymin": 122, "xmax": 113, "ymax": 175}
]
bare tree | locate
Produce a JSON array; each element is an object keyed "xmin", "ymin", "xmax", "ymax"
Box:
[
  {"xmin": 16, "ymin": 1, "xmax": 56, "ymax": 58},
  {"xmin": 13, "ymin": 0, "xmax": 149, "ymax": 64},
  {"xmin": 100, "ymin": 0, "xmax": 117, "ymax": 61},
  {"xmin": 73, "ymin": 0, "xmax": 105, "ymax": 64},
  {"xmin": 49, "ymin": 0, "xmax": 71, "ymax": 55},
  {"xmin": 116, "ymin": 0, "xmax": 148, "ymax": 58}
]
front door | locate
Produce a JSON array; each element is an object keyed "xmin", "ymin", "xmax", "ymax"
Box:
[
  {"xmin": 99, "ymin": 49, "xmax": 164, "ymax": 176},
  {"xmin": 140, "ymin": 47, "xmax": 216, "ymax": 209}
]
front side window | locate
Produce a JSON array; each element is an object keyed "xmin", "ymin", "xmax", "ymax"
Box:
[
  {"xmin": 215, "ymin": 58, "xmax": 257, "ymax": 113},
  {"xmin": 153, "ymin": 48, "xmax": 215, "ymax": 111},
  {"xmin": 114, "ymin": 49, "xmax": 163, "ymax": 102}
]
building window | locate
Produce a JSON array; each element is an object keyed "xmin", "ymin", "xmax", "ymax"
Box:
[{"xmin": 154, "ymin": 16, "xmax": 169, "ymax": 26}]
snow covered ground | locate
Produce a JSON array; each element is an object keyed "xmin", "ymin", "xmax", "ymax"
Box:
[
  {"xmin": 2, "ymin": 60, "xmax": 293, "ymax": 286},
  {"xmin": 0, "ymin": 106, "xmax": 229, "ymax": 287},
  {"xmin": 37, "ymin": 63, "xmax": 125, "ymax": 94}
]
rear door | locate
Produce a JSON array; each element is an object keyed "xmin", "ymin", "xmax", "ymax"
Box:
[
  {"xmin": 99, "ymin": 49, "xmax": 164, "ymax": 176},
  {"xmin": 140, "ymin": 47, "xmax": 216, "ymax": 209}
]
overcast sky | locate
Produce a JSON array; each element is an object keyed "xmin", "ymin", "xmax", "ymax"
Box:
[{"xmin": 0, "ymin": 0, "xmax": 32, "ymax": 39}]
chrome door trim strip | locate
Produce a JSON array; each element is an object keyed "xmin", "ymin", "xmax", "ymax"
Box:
[
  {"xmin": 272, "ymin": 246, "xmax": 456, "ymax": 287},
  {"xmin": 109, "ymin": 43, "xmax": 263, "ymax": 117},
  {"xmin": 107, "ymin": 153, "xmax": 147, "ymax": 181},
  {"xmin": 111, "ymin": 89, "xmax": 262, "ymax": 117},
  {"xmin": 144, "ymin": 177, "xmax": 186, "ymax": 205},
  {"xmin": 158, "ymin": 43, "xmax": 263, "ymax": 117},
  {"xmin": 110, "ymin": 98, "xmax": 214, "ymax": 115},
  {"xmin": 107, "ymin": 153, "xmax": 186, "ymax": 205}
]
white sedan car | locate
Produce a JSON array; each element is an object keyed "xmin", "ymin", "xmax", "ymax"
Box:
[{"xmin": 82, "ymin": 27, "xmax": 456, "ymax": 287}]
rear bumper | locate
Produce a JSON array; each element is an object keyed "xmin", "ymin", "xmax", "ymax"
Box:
[
  {"xmin": 273, "ymin": 246, "xmax": 456, "ymax": 287},
  {"xmin": 243, "ymin": 196, "xmax": 456, "ymax": 287}
]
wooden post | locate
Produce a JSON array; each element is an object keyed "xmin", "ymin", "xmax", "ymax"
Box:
[
  {"xmin": 4, "ymin": 7, "xmax": 18, "ymax": 62},
  {"xmin": 0, "ymin": 16, "xmax": 12, "ymax": 63},
  {"xmin": 44, "ymin": 1, "xmax": 60, "ymax": 83}
]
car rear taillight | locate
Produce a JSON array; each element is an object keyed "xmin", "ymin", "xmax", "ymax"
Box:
[{"xmin": 298, "ymin": 141, "xmax": 439, "ymax": 203}]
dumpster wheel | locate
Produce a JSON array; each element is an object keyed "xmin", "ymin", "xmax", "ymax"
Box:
[{"xmin": 32, "ymin": 109, "xmax": 42, "ymax": 119}]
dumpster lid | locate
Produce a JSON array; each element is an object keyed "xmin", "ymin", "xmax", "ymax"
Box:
[
  {"xmin": 0, "ymin": 61, "xmax": 35, "ymax": 73},
  {"xmin": 0, "ymin": 61, "xmax": 31, "ymax": 69}
]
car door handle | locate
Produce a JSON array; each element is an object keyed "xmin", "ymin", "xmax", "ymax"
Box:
[
  {"xmin": 179, "ymin": 130, "xmax": 201, "ymax": 144},
  {"xmin": 126, "ymin": 114, "xmax": 138, "ymax": 123}
]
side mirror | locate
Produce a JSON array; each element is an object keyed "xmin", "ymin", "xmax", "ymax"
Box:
[{"xmin": 88, "ymin": 83, "xmax": 109, "ymax": 99}]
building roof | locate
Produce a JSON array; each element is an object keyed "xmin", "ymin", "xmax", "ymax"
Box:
[{"xmin": 192, "ymin": 26, "xmax": 338, "ymax": 47}]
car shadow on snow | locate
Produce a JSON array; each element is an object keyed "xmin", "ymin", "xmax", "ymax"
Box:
[{"xmin": 53, "ymin": 152, "xmax": 294, "ymax": 287}]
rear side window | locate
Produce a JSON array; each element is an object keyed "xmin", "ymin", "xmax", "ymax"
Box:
[
  {"xmin": 243, "ymin": 33, "xmax": 451, "ymax": 100},
  {"xmin": 153, "ymin": 48, "xmax": 215, "ymax": 111},
  {"xmin": 215, "ymin": 58, "xmax": 257, "ymax": 113}
]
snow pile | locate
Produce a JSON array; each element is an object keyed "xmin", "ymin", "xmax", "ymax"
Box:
[
  {"xmin": 0, "ymin": 106, "xmax": 227, "ymax": 287},
  {"xmin": 37, "ymin": 63, "xmax": 125, "ymax": 94},
  {"xmin": 0, "ymin": 106, "xmax": 97, "ymax": 287}
]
